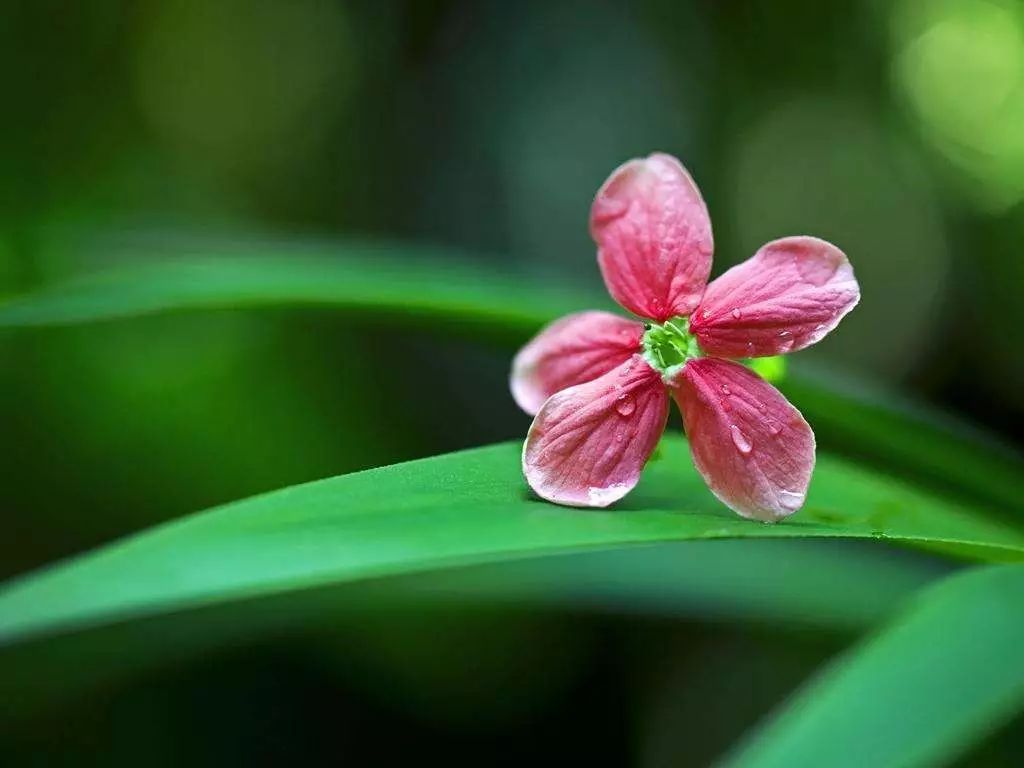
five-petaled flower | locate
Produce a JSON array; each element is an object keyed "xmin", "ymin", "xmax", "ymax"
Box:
[{"xmin": 510, "ymin": 153, "xmax": 860, "ymax": 522}]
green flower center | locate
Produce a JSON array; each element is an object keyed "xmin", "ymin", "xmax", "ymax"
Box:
[{"xmin": 641, "ymin": 316, "xmax": 702, "ymax": 379}]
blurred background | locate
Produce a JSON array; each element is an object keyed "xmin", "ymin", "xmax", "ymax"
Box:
[{"xmin": 1, "ymin": 0, "xmax": 1023, "ymax": 764}]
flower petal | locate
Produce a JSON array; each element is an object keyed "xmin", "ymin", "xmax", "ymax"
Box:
[
  {"xmin": 690, "ymin": 236, "xmax": 860, "ymax": 358},
  {"xmin": 523, "ymin": 355, "xmax": 668, "ymax": 508},
  {"xmin": 670, "ymin": 357, "xmax": 814, "ymax": 522},
  {"xmin": 590, "ymin": 153, "xmax": 714, "ymax": 322},
  {"xmin": 511, "ymin": 311, "xmax": 644, "ymax": 416}
]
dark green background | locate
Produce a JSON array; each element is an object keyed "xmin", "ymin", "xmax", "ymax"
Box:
[{"xmin": 1, "ymin": 1, "xmax": 1022, "ymax": 765}]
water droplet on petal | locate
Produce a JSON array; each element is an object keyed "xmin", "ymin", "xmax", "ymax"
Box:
[
  {"xmin": 615, "ymin": 394, "xmax": 636, "ymax": 416},
  {"xmin": 719, "ymin": 397, "xmax": 733, "ymax": 412},
  {"xmin": 730, "ymin": 424, "xmax": 753, "ymax": 454},
  {"xmin": 720, "ymin": 384, "xmax": 730, "ymax": 395},
  {"xmin": 746, "ymin": 341, "xmax": 756, "ymax": 355},
  {"xmin": 731, "ymin": 308, "xmax": 742, "ymax": 320},
  {"xmin": 756, "ymin": 400, "xmax": 767, "ymax": 412},
  {"xmin": 777, "ymin": 330, "xmax": 794, "ymax": 353},
  {"xmin": 766, "ymin": 417, "xmax": 782, "ymax": 435},
  {"xmin": 778, "ymin": 490, "xmax": 805, "ymax": 511},
  {"xmin": 701, "ymin": 309, "xmax": 711, "ymax": 320}
]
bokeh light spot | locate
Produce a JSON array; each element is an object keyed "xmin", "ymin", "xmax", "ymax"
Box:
[{"xmin": 892, "ymin": 0, "xmax": 1024, "ymax": 210}]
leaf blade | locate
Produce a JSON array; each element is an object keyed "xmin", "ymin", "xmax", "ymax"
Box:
[
  {"xmin": 0, "ymin": 438, "xmax": 1020, "ymax": 649},
  {"xmin": 0, "ymin": 248, "xmax": 585, "ymax": 336},
  {"xmin": 721, "ymin": 564, "xmax": 1024, "ymax": 768},
  {"xmin": 0, "ymin": 540, "xmax": 947, "ymax": 720}
]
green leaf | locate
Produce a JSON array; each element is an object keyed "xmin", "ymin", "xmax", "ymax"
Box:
[
  {"xmin": 400, "ymin": 539, "xmax": 945, "ymax": 631},
  {"xmin": 0, "ymin": 540, "xmax": 945, "ymax": 719},
  {"xmin": 0, "ymin": 437, "xmax": 1020, "ymax": 651},
  {"xmin": 748, "ymin": 355, "xmax": 787, "ymax": 383},
  {"xmin": 0, "ymin": 244, "xmax": 582, "ymax": 341},
  {"xmin": 2, "ymin": 241, "xmax": 1020, "ymax": 513},
  {"xmin": 721, "ymin": 564, "xmax": 1024, "ymax": 768}
]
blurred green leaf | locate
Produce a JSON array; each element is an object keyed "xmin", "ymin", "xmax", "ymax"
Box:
[
  {"xmin": 722, "ymin": 564, "xmax": 1024, "ymax": 768},
  {"xmin": 0, "ymin": 540, "xmax": 945, "ymax": 719},
  {"xmin": 1, "ymin": 242, "xmax": 1020, "ymax": 515},
  {"xmin": 401, "ymin": 539, "xmax": 945, "ymax": 631},
  {"xmin": 0, "ymin": 245, "xmax": 582, "ymax": 341},
  {"xmin": 0, "ymin": 437, "xmax": 1020, "ymax": 653},
  {"xmin": 747, "ymin": 355, "xmax": 787, "ymax": 383}
]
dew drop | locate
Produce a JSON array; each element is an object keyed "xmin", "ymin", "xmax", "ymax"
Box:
[
  {"xmin": 730, "ymin": 424, "xmax": 753, "ymax": 454},
  {"xmin": 615, "ymin": 393, "xmax": 636, "ymax": 416},
  {"xmin": 766, "ymin": 417, "xmax": 782, "ymax": 435},
  {"xmin": 731, "ymin": 307, "xmax": 742, "ymax": 320},
  {"xmin": 719, "ymin": 397, "xmax": 733, "ymax": 412},
  {"xmin": 720, "ymin": 384, "xmax": 731, "ymax": 395},
  {"xmin": 756, "ymin": 400, "xmax": 767, "ymax": 412},
  {"xmin": 746, "ymin": 341, "xmax": 756, "ymax": 355},
  {"xmin": 701, "ymin": 309, "xmax": 711, "ymax": 320},
  {"xmin": 777, "ymin": 330, "xmax": 794, "ymax": 352},
  {"xmin": 778, "ymin": 490, "xmax": 805, "ymax": 511}
]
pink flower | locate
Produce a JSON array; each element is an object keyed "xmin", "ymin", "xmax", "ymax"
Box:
[{"xmin": 511, "ymin": 153, "xmax": 860, "ymax": 522}]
